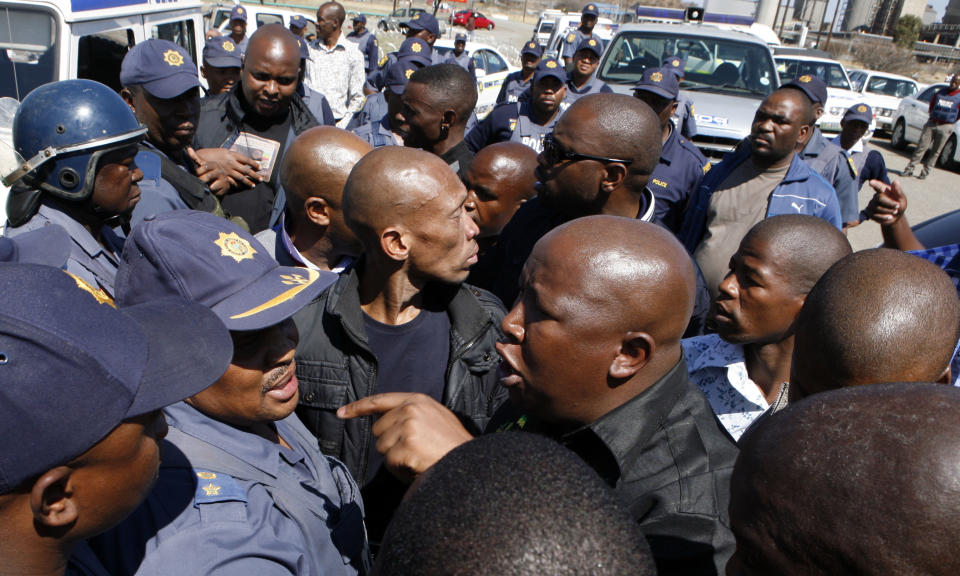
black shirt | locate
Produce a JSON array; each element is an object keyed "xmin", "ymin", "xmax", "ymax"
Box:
[{"xmin": 440, "ymin": 139, "xmax": 474, "ymax": 179}]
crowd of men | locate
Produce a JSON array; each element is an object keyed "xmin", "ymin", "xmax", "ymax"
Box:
[{"xmin": 2, "ymin": 2, "xmax": 960, "ymax": 575}]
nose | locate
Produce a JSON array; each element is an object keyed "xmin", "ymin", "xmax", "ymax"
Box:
[
  {"xmin": 131, "ymin": 166, "xmax": 144, "ymax": 183},
  {"xmin": 500, "ymin": 302, "xmax": 525, "ymax": 344},
  {"xmin": 717, "ymin": 271, "xmax": 738, "ymax": 299},
  {"xmin": 263, "ymin": 79, "xmax": 279, "ymax": 96},
  {"xmin": 465, "ymin": 209, "xmax": 479, "ymax": 240}
]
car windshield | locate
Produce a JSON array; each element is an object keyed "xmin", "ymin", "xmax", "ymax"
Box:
[
  {"xmin": 598, "ymin": 31, "xmax": 777, "ymax": 97},
  {"xmin": 0, "ymin": 6, "xmax": 57, "ymax": 101},
  {"xmin": 865, "ymin": 76, "xmax": 916, "ymax": 98},
  {"xmin": 776, "ymin": 58, "xmax": 851, "ymax": 90}
]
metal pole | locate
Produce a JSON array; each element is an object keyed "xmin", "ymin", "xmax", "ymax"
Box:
[
  {"xmin": 773, "ymin": 0, "xmax": 783, "ymax": 34},
  {"xmin": 825, "ymin": 0, "xmax": 842, "ymax": 50}
]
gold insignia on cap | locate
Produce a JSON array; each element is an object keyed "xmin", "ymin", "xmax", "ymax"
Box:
[
  {"xmin": 651, "ymin": 71, "xmax": 663, "ymax": 82},
  {"xmin": 799, "ymin": 74, "xmax": 812, "ymax": 83},
  {"xmin": 405, "ymin": 68, "xmax": 414, "ymax": 79},
  {"xmin": 412, "ymin": 14, "xmax": 419, "ymax": 19},
  {"xmin": 65, "ymin": 272, "xmax": 115, "ymax": 308},
  {"xmin": 163, "ymin": 49, "xmax": 184, "ymax": 67},
  {"xmin": 546, "ymin": 59, "xmax": 557, "ymax": 69},
  {"xmin": 222, "ymin": 40, "xmax": 235, "ymax": 52},
  {"xmin": 528, "ymin": 42, "xmax": 536, "ymax": 48},
  {"xmin": 411, "ymin": 41, "xmax": 422, "ymax": 53},
  {"xmin": 672, "ymin": 59, "xmax": 680, "ymax": 66},
  {"xmin": 236, "ymin": 6, "xmax": 243, "ymax": 13},
  {"xmin": 196, "ymin": 471, "xmax": 217, "ymax": 480},
  {"xmin": 201, "ymin": 483, "xmax": 221, "ymax": 496},
  {"xmin": 588, "ymin": 39, "xmax": 597, "ymax": 46},
  {"xmin": 214, "ymin": 231, "xmax": 257, "ymax": 263},
  {"xmin": 229, "ymin": 268, "xmax": 321, "ymax": 320},
  {"xmin": 587, "ymin": 4, "xmax": 595, "ymax": 9},
  {"xmin": 857, "ymin": 104, "xmax": 867, "ymax": 112}
]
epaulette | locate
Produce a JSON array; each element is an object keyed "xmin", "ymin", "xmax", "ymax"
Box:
[{"xmin": 193, "ymin": 470, "xmax": 247, "ymax": 505}]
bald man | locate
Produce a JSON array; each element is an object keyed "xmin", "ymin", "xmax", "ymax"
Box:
[
  {"xmin": 679, "ymin": 87, "xmax": 842, "ymax": 298},
  {"xmin": 339, "ymin": 216, "xmax": 739, "ymax": 576},
  {"xmin": 195, "ymin": 24, "xmax": 322, "ymax": 233},
  {"xmin": 787, "ymin": 248, "xmax": 960, "ymax": 404},
  {"xmin": 255, "ymin": 127, "xmax": 369, "ymax": 271},
  {"xmin": 683, "ymin": 215, "xmax": 850, "ymax": 441},
  {"xmin": 292, "ymin": 147, "xmax": 506, "ymax": 544},
  {"xmin": 729, "ymin": 383, "xmax": 960, "ymax": 576},
  {"xmin": 397, "ymin": 64, "xmax": 478, "ymax": 177}
]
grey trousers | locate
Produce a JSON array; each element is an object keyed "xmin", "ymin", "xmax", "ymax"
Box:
[{"xmin": 906, "ymin": 120, "xmax": 955, "ymax": 174}]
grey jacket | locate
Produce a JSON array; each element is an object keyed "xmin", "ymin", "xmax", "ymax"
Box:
[{"xmin": 292, "ymin": 263, "xmax": 508, "ymax": 482}]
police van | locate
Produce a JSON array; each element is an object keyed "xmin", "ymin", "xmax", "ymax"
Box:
[{"xmin": 0, "ymin": 0, "xmax": 205, "ymax": 225}]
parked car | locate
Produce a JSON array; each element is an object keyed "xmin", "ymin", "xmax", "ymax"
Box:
[
  {"xmin": 450, "ymin": 10, "xmax": 495, "ymax": 31},
  {"xmin": 847, "ymin": 69, "xmax": 918, "ymax": 134},
  {"xmin": 890, "ymin": 82, "xmax": 960, "ymax": 170},
  {"xmin": 532, "ymin": 10, "xmax": 564, "ymax": 47},
  {"xmin": 211, "ymin": 3, "xmax": 315, "ymax": 38},
  {"xmin": 774, "ymin": 54, "xmax": 860, "ymax": 134},
  {"xmin": 597, "ymin": 22, "xmax": 779, "ymax": 157},
  {"xmin": 433, "ymin": 39, "xmax": 518, "ymax": 119},
  {"xmin": 912, "ymin": 207, "xmax": 960, "ymax": 248},
  {"xmin": 378, "ymin": 7, "xmax": 447, "ymax": 35}
]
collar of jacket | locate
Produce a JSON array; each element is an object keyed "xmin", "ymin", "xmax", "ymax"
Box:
[
  {"xmin": 724, "ymin": 138, "xmax": 815, "ymax": 187},
  {"xmin": 220, "ymin": 85, "xmax": 319, "ymax": 135}
]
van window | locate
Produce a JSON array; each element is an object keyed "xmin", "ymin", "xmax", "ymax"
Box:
[
  {"xmin": 0, "ymin": 6, "xmax": 57, "ymax": 100},
  {"xmin": 212, "ymin": 8, "xmax": 231, "ymax": 29},
  {"xmin": 257, "ymin": 13, "xmax": 282, "ymax": 27},
  {"xmin": 78, "ymin": 28, "xmax": 133, "ymax": 92},
  {"xmin": 152, "ymin": 19, "xmax": 198, "ymax": 64}
]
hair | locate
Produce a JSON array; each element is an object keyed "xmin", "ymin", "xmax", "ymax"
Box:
[
  {"xmin": 373, "ymin": 432, "xmax": 656, "ymax": 575},
  {"xmin": 408, "ymin": 64, "xmax": 478, "ymax": 126}
]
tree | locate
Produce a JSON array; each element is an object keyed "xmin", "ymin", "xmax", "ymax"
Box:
[{"xmin": 894, "ymin": 15, "xmax": 923, "ymax": 49}]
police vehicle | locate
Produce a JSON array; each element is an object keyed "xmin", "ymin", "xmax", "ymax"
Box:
[
  {"xmin": 543, "ymin": 12, "xmax": 616, "ymax": 59},
  {"xmin": 0, "ymin": 0, "xmax": 205, "ymax": 226},
  {"xmin": 209, "ymin": 2, "xmax": 315, "ymax": 38},
  {"xmin": 596, "ymin": 22, "xmax": 779, "ymax": 157},
  {"xmin": 774, "ymin": 54, "xmax": 860, "ymax": 134},
  {"xmin": 433, "ymin": 39, "xmax": 518, "ymax": 119}
]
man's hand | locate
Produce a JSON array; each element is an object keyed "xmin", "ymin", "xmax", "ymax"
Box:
[
  {"xmin": 193, "ymin": 147, "xmax": 262, "ymax": 190},
  {"xmin": 187, "ymin": 147, "xmax": 232, "ymax": 196},
  {"xmin": 864, "ymin": 179, "xmax": 908, "ymax": 226},
  {"xmin": 337, "ymin": 393, "xmax": 474, "ymax": 483}
]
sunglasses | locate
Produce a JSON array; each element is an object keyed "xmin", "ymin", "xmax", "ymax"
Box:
[{"xmin": 542, "ymin": 134, "xmax": 635, "ymax": 166}]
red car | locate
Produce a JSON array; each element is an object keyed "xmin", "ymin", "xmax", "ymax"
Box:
[{"xmin": 450, "ymin": 10, "xmax": 495, "ymax": 30}]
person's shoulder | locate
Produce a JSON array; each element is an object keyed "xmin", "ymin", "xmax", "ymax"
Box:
[
  {"xmin": 461, "ymin": 283, "xmax": 508, "ymax": 318},
  {"xmin": 200, "ymin": 92, "xmax": 229, "ymax": 113},
  {"xmin": 681, "ymin": 333, "xmax": 731, "ymax": 372},
  {"xmin": 676, "ymin": 134, "xmax": 708, "ymax": 165}
]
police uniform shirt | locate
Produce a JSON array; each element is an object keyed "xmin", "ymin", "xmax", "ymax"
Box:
[
  {"xmin": 346, "ymin": 91, "xmax": 387, "ymax": 130},
  {"xmin": 563, "ymin": 74, "xmax": 612, "ymax": 105},
  {"xmin": 496, "ymin": 70, "xmax": 532, "ymax": 104},
  {"xmin": 446, "ymin": 50, "xmax": 476, "ymax": 76},
  {"xmin": 352, "ymin": 115, "xmax": 401, "ymax": 148},
  {"xmin": 465, "ymin": 101, "xmax": 560, "ymax": 153},
  {"xmin": 90, "ymin": 401, "xmax": 367, "ymax": 576},
  {"xmin": 346, "ymin": 29, "xmax": 378, "ymax": 74},
  {"xmin": 650, "ymin": 124, "xmax": 709, "ymax": 234},
  {"xmin": 5, "ymin": 197, "xmax": 123, "ymax": 297},
  {"xmin": 129, "ymin": 142, "xmax": 192, "ymax": 227},
  {"xmin": 800, "ymin": 126, "xmax": 855, "ymax": 223},
  {"xmin": 560, "ymin": 28, "xmax": 593, "ymax": 61},
  {"xmin": 830, "ymin": 134, "xmax": 891, "ymax": 189},
  {"xmin": 675, "ymin": 93, "xmax": 697, "ymax": 139}
]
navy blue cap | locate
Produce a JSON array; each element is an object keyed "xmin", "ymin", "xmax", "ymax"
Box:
[
  {"xmin": 404, "ymin": 12, "xmax": 440, "ymax": 37},
  {"xmin": 533, "ymin": 57, "xmax": 567, "ymax": 85},
  {"xmin": 203, "ymin": 36, "xmax": 242, "ymax": 68},
  {"xmin": 398, "ymin": 37, "xmax": 432, "ymax": 67},
  {"xmin": 230, "ymin": 4, "xmax": 247, "ymax": 22},
  {"xmin": 120, "ymin": 39, "xmax": 200, "ymax": 99},
  {"xmin": 662, "ymin": 56, "xmax": 685, "ymax": 77},
  {"xmin": 352, "ymin": 13, "xmax": 367, "ymax": 23},
  {"xmin": 575, "ymin": 37, "xmax": 602, "ymax": 58},
  {"xmin": 290, "ymin": 14, "xmax": 308, "ymax": 29},
  {"xmin": 843, "ymin": 102, "xmax": 873, "ymax": 125},
  {"xmin": 116, "ymin": 211, "xmax": 337, "ymax": 331},
  {"xmin": 385, "ymin": 59, "xmax": 422, "ymax": 94},
  {"xmin": 0, "ymin": 263, "xmax": 232, "ymax": 494},
  {"xmin": 296, "ymin": 36, "xmax": 311, "ymax": 61},
  {"xmin": 455, "ymin": 32, "xmax": 467, "ymax": 43},
  {"xmin": 782, "ymin": 74, "xmax": 828, "ymax": 105},
  {"xmin": 582, "ymin": 3, "xmax": 599, "ymax": 16},
  {"xmin": 521, "ymin": 40, "xmax": 543, "ymax": 58},
  {"xmin": 0, "ymin": 225, "xmax": 70, "ymax": 267},
  {"xmin": 633, "ymin": 67, "xmax": 679, "ymax": 100}
]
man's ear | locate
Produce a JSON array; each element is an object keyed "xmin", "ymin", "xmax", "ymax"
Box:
[
  {"xmin": 441, "ymin": 110, "xmax": 457, "ymax": 135},
  {"xmin": 797, "ymin": 123, "xmax": 812, "ymax": 146},
  {"xmin": 380, "ymin": 227, "xmax": 410, "ymax": 262},
  {"xmin": 304, "ymin": 197, "xmax": 332, "ymax": 227},
  {"xmin": 30, "ymin": 466, "xmax": 78, "ymax": 529},
  {"xmin": 608, "ymin": 331, "xmax": 655, "ymax": 380},
  {"xmin": 601, "ymin": 162, "xmax": 629, "ymax": 192},
  {"xmin": 119, "ymin": 88, "xmax": 137, "ymax": 112}
]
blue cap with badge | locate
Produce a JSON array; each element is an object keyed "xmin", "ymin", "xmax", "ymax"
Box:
[
  {"xmin": 782, "ymin": 74, "xmax": 828, "ymax": 105},
  {"xmin": 404, "ymin": 12, "xmax": 440, "ymax": 37},
  {"xmin": 582, "ymin": 3, "xmax": 599, "ymax": 16},
  {"xmin": 0, "ymin": 226, "xmax": 71, "ymax": 266},
  {"xmin": 290, "ymin": 14, "xmax": 308, "ymax": 29},
  {"xmin": 455, "ymin": 32, "xmax": 467, "ymax": 43},
  {"xmin": 521, "ymin": 41, "xmax": 543, "ymax": 58},
  {"xmin": 533, "ymin": 57, "xmax": 567, "ymax": 84},
  {"xmin": 575, "ymin": 37, "xmax": 602, "ymax": 58},
  {"xmin": 116, "ymin": 211, "xmax": 337, "ymax": 331},
  {"xmin": 633, "ymin": 67, "xmax": 679, "ymax": 100},
  {"xmin": 662, "ymin": 56, "xmax": 685, "ymax": 77},
  {"xmin": 230, "ymin": 4, "xmax": 247, "ymax": 22},
  {"xmin": 352, "ymin": 13, "xmax": 367, "ymax": 24},
  {"xmin": 385, "ymin": 59, "xmax": 422, "ymax": 94},
  {"xmin": 203, "ymin": 36, "xmax": 242, "ymax": 68},
  {"xmin": 843, "ymin": 102, "xmax": 873, "ymax": 125},
  {"xmin": 397, "ymin": 37, "xmax": 432, "ymax": 67},
  {"xmin": 120, "ymin": 39, "xmax": 200, "ymax": 99},
  {"xmin": 0, "ymin": 263, "xmax": 232, "ymax": 494}
]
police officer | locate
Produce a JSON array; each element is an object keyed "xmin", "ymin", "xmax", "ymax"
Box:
[
  {"xmin": 352, "ymin": 37, "xmax": 432, "ymax": 130},
  {"xmin": 785, "ymin": 75, "xmax": 858, "ymax": 228},
  {"xmin": 290, "ymin": 14, "xmax": 308, "ymax": 37},
  {"xmin": 347, "ymin": 14, "xmax": 379, "ymax": 80},
  {"xmin": 662, "ymin": 56, "xmax": 697, "ymax": 139},
  {"xmin": 833, "ymin": 103, "xmax": 890, "ymax": 192},
  {"xmin": 91, "ymin": 211, "xmax": 368, "ymax": 576},
  {"xmin": 402, "ymin": 12, "xmax": 445, "ymax": 65},
  {"xmin": 466, "ymin": 58, "xmax": 568, "ymax": 153},
  {"xmin": 446, "ymin": 33, "xmax": 476, "ymax": 76},
  {"xmin": 227, "ymin": 4, "xmax": 249, "ymax": 55},
  {"xmin": 564, "ymin": 37, "xmax": 612, "ymax": 105},
  {"xmin": 561, "ymin": 3, "xmax": 599, "ymax": 67},
  {"xmin": 352, "ymin": 59, "xmax": 417, "ymax": 147},
  {"xmin": 201, "ymin": 35, "xmax": 242, "ymax": 97},
  {"xmin": 634, "ymin": 67, "xmax": 709, "ymax": 235},
  {"xmin": 496, "ymin": 40, "xmax": 541, "ymax": 104},
  {"xmin": 3, "ymin": 79, "xmax": 146, "ymax": 297},
  {"xmin": 119, "ymin": 39, "xmax": 234, "ymax": 227},
  {"xmin": 369, "ymin": 35, "xmax": 434, "ymax": 93}
]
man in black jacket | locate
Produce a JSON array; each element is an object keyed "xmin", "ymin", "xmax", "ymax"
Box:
[{"xmin": 292, "ymin": 146, "xmax": 506, "ymax": 544}]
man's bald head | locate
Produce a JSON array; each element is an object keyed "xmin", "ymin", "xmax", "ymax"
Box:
[
  {"xmin": 791, "ymin": 248, "xmax": 960, "ymax": 400},
  {"xmin": 730, "ymin": 383, "xmax": 960, "ymax": 576},
  {"xmin": 282, "ymin": 126, "xmax": 372, "ymax": 215},
  {"xmin": 318, "ymin": 1, "xmax": 345, "ymax": 26},
  {"xmin": 563, "ymin": 93, "xmax": 662, "ymax": 177},
  {"xmin": 464, "ymin": 142, "xmax": 537, "ymax": 238},
  {"xmin": 245, "ymin": 24, "xmax": 301, "ymax": 69}
]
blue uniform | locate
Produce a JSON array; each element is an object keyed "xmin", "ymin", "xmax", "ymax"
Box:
[
  {"xmin": 496, "ymin": 70, "xmax": 533, "ymax": 104},
  {"xmin": 831, "ymin": 134, "xmax": 890, "ymax": 189},
  {"xmin": 352, "ymin": 115, "xmax": 399, "ymax": 148},
  {"xmin": 346, "ymin": 29, "xmax": 379, "ymax": 74},
  {"xmin": 560, "ymin": 28, "xmax": 594, "ymax": 61},
  {"xmin": 5, "ymin": 198, "xmax": 123, "ymax": 297},
  {"xmin": 90, "ymin": 401, "xmax": 369, "ymax": 576},
  {"xmin": 129, "ymin": 145, "xmax": 191, "ymax": 227},
  {"xmin": 445, "ymin": 50, "xmax": 476, "ymax": 76},
  {"xmin": 347, "ymin": 91, "xmax": 387, "ymax": 130},
  {"xmin": 675, "ymin": 93, "xmax": 697, "ymax": 138},
  {"xmin": 800, "ymin": 127, "xmax": 857, "ymax": 224},
  {"xmin": 649, "ymin": 125, "xmax": 709, "ymax": 234},
  {"xmin": 563, "ymin": 74, "xmax": 612, "ymax": 105},
  {"xmin": 465, "ymin": 101, "xmax": 560, "ymax": 153}
]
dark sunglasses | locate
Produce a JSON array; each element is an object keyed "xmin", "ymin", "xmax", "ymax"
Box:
[{"xmin": 542, "ymin": 134, "xmax": 634, "ymax": 166}]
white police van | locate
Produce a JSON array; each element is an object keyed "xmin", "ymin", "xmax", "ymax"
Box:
[{"xmin": 0, "ymin": 0, "xmax": 204, "ymax": 225}]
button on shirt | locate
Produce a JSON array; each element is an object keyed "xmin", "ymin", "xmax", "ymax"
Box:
[
  {"xmin": 305, "ymin": 35, "xmax": 366, "ymax": 128},
  {"xmin": 90, "ymin": 401, "xmax": 367, "ymax": 576},
  {"xmin": 683, "ymin": 334, "xmax": 770, "ymax": 441}
]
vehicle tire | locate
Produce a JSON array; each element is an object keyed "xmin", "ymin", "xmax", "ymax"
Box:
[
  {"xmin": 937, "ymin": 136, "xmax": 956, "ymax": 170},
  {"xmin": 487, "ymin": 23, "xmax": 494, "ymax": 30},
  {"xmin": 891, "ymin": 119, "xmax": 908, "ymax": 150}
]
